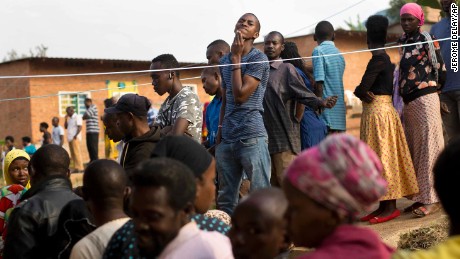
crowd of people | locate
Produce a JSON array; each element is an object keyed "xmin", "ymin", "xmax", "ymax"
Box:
[{"xmin": 0, "ymin": 1, "xmax": 459, "ymax": 258}]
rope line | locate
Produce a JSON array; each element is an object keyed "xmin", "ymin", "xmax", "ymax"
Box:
[{"xmin": 0, "ymin": 37, "xmax": 449, "ymax": 80}]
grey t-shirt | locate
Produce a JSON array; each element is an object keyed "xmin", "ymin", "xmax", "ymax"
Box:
[{"xmin": 155, "ymin": 86, "xmax": 203, "ymax": 143}]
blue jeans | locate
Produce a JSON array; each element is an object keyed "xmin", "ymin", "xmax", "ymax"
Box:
[
  {"xmin": 215, "ymin": 136, "xmax": 271, "ymax": 215},
  {"xmin": 441, "ymin": 90, "xmax": 460, "ymax": 142}
]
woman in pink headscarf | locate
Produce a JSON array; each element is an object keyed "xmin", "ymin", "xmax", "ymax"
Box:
[
  {"xmin": 396, "ymin": 3, "xmax": 446, "ymax": 217},
  {"xmin": 283, "ymin": 134, "xmax": 394, "ymax": 259}
]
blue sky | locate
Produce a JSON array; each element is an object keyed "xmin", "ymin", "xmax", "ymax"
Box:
[{"xmin": 1, "ymin": 0, "xmax": 390, "ymax": 63}]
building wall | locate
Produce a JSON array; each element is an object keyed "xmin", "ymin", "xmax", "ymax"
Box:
[
  {"xmin": 0, "ymin": 60, "xmax": 32, "ymax": 146},
  {"xmin": 0, "ymin": 58, "xmax": 205, "ymax": 163}
]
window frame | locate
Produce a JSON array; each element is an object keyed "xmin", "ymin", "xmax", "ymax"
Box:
[{"xmin": 58, "ymin": 91, "xmax": 91, "ymax": 117}]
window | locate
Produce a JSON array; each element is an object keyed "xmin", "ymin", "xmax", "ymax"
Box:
[{"xmin": 58, "ymin": 92, "xmax": 90, "ymax": 117}]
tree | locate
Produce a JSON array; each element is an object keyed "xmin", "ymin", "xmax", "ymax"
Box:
[
  {"xmin": 344, "ymin": 14, "xmax": 366, "ymax": 31},
  {"xmin": 2, "ymin": 44, "xmax": 48, "ymax": 62}
]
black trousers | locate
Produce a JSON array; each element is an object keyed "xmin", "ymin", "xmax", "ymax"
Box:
[{"xmin": 86, "ymin": 133, "xmax": 99, "ymax": 162}]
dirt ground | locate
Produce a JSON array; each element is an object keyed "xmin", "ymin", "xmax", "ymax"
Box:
[{"xmin": 360, "ymin": 199, "xmax": 446, "ymax": 248}]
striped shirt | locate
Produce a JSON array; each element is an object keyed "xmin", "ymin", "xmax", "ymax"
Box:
[
  {"xmin": 312, "ymin": 41, "xmax": 346, "ymax": 131},
  {"xmin": 220, "ymin": 48, "xmax": 270, "ymax": 142},
  {"xmin": 84, "ymin": 104, "xmax": 100, "ymax": 133}
]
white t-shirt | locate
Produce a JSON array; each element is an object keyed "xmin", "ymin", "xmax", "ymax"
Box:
[
  {"xmin": 67, "ymin": 114, "xmax": 83, "ymax": 142},
  {"xmin": 158, "ymin": 221, "xmax": 233, "ymax": 259},
  {"xmin": 69, "ymin": 217, "xmax": 130, "ymax": 259},
  {"xmin": 52, "ymin": 126, "xmax": 65, "ymax": 145}
]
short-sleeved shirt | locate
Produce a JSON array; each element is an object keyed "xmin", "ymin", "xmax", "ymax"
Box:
[
  {"xmin": 83, "ymin": 105, "xmax": 100, "ymax": 133},
  {"xmin": 67, "ymin": 114, "xmax": 83, "ymax": 142},
  {"xmin": 52, "ymin": 126, "xmax": 65, "ymax": 145},
  {"xmin": 155, "ymin": 86, "xmax": 203, "ymax": 143},
  {"xmin": 205, "ymin": 96, "xmax": 222, "ymax": 147},
  {"xmin": 220, "ymin": 48, "xmax": 270, "ymax": 142},
  {"xmin": 312, "ymin": 41, "xmax": 346, "ymax": 131},
  {"xmin": 263, "ymin": 60, "xmax": 322, "ymax": 155},
  {"xmin": 69, "ymin": 217, "xmax": 129, "ymax": 259},
  {"xmin": 431, "ymin": 17, "xmax": 460, "ymax": 93},
  {"xmin": 24, "ymin": 145, "xmax": 36, "ymax": 156}
]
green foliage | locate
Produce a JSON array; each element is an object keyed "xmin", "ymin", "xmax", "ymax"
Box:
[
  {"xmin": 344, "ymin": 14, "xmax": 366, "ymax": 31},
  {"xmin": 418, "ymin": 0, "xmax": 442, "ymax": 9},
  {"xmin": 388, "ymin": 0, "xmax": 447, "ymax": 24}
]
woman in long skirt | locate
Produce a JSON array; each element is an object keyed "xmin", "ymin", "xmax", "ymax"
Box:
[
  {"xmin": 397, "ymin": 3, "xmax": 446, "ymax": 217},
  {"xmin": 355, "ymin": 15, "xmax": 418, "ymax": 224}
]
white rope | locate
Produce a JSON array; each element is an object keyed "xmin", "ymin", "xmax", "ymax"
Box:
[
  {"xmin": 0, "ymin": 76, "xmax": 201, "ymax": 103},
  {"xmin": 0, "ymin": 37, "xmax": 449, "ymax": 80}
]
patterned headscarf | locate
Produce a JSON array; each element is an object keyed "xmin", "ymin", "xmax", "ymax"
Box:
[
  {"xmin": 400, "ymin": 3, "xmax": 425, "ymax": 26},
  {"xmin": 285, "ymin": 134, "xmax": 387, "ymax": 219},
  {"xmin": 3, "ymin": 149, "xmax": 31, "ymax": 188}
]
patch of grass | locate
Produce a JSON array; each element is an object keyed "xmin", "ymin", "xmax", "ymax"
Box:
[{"xmin": 398, "ymin": 216, "xmax": 450, "ymax": 251}]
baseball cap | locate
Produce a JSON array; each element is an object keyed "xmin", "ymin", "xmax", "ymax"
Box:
[{"xmin": 104, "ymin": 94, "xmax": 151, "ymax": 117}]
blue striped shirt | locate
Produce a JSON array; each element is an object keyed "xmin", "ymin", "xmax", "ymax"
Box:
[
  {"xmin": 220, "ymin": 48, "xmax": 270, "ymax": 142},
  {"xmin": 312, "ymin": 41, "xmax": 346, "ymax": 131}
]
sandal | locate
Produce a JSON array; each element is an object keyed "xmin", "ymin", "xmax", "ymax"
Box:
[
  {"xmin": 412, "ymin": 204, "xmax": 441, "ymax": 218},
  {"xmin": 403, "ymin": 202, "xmax": 423, "ymax": 213}
]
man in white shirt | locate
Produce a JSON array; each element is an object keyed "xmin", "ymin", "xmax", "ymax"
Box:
[
  {"xmin": 130, "ymin": 158, "xmax": 233, "ymax": 259},
  {"xmin": 64, "ymin": 107, "xmax": 84, "ymax": 172},
  {"xmin": 51, "ymin": 117, "xmax": 65, "ymax": 146},
  {"xmin": 70, "ymin": 160, "xmax": 129, "ymax": 259}
]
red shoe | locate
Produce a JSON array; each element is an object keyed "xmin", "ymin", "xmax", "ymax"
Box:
[
  {"xmin": 360, "ymin": 212, "xmax": 379, "ymax": 222},
  {"xmin": 369, "ymin": 210, "xmax": 401, "ymax": 224}
]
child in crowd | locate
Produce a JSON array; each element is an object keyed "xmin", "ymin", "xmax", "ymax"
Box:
[
  {"xmin": 21, "ymin": 136, "xmax": 36, "ymax": 156},
  {"xmin": 201, "ymin": 67, "xmax": 223, "ymax": 154},
  {"xmin": 230, "ymin": 188, "xmax": 289, "ymax": 259},
  {"xmin": 312, "ymin": 21, "xmax": 346, "ymax": 134},
  {"xmin": 51, "ymin": 117, "xmax": 64, "ymax": 147},
  {"xmin": 1, "ymin": 136, "xmax": 15, "ymax": 164},
  {"xmin": 0, "ymin": 150, "xmax": 30, "ymax": 257},
  {"xmin": 39, "ymin": 122, "xmax": 52, "ymax": 146}
]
